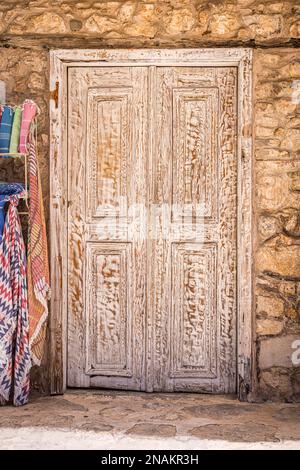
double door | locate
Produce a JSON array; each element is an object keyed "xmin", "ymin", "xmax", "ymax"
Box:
[{"xmin": 67, "ymin": 65, "xmax": 237, "ymax": 393}]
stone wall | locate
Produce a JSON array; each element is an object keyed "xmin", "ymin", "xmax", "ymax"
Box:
[
  {"xmin": 254, "ymin": 49, "xmax": 300, "ymax": 401},
  {"xmin": 0, "ymin": 0, "xmax": 300, "ymax": 47},
  {"xmin": 0, "ymin": 0, "xmax": 299, "ymax": 401}
]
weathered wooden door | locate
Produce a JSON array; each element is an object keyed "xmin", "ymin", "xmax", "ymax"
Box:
[
  {"xmin": 67, "ymin": 65, "xmax": 237, "ymax": 393},
  {"xmin": 149, "ymin": 67, "xmax": 237, "ymax": 393},
  {"xmin": 67, "ymin": 67, "xmax": 148, "ymax": 390}
]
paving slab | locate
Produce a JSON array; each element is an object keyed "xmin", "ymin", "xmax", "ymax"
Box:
[{"xmin": 0, "ymin": 391, "xmax": 300, "ymax": 449}]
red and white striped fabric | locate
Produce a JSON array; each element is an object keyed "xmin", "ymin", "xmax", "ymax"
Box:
[
  {"xmin": 19, "ymin": 100, "xmax": 38, "ymax": 154},
  {"xmin": 27, "ymin": 135, "xmax": 50, "ymax": 366},
  {"xmin": 0, "ymin": 194, "xmax": 30, "ymax": 406}
]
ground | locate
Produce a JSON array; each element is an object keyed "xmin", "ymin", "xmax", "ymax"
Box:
[{"xmin": 1, "ymin": 391, "xmax": 300, "ymax": 449}]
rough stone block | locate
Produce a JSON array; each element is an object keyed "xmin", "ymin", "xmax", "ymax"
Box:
[
  {"xmin": 256, "ymin": 160, "xmax": 300, "ymax": 211},
  {"xmin": 259, "ymin": 335, "xmax": 300, "ymax": 369},
  {"xmin": 257, "ymin": 319, "xmax": 284, "ymax": 336},
  {"xmin": 256, "ymin": 245, "xmax": 300, "ymax": 278},
  {"xmin": 259, "ymin": 368, "xmax": 293, "ymax": 401},
  {"xmin": 164, "ymin": 7, "xmax": 195, "ymax": 35},
  {"xmin": 257, "ymin": 295, "xmax": 285, "ymax": 317}
]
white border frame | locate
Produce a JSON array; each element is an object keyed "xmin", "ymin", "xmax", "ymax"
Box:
[{"xmin": 49, "ymin": 48, "xmax": 254, "ymax": 399}]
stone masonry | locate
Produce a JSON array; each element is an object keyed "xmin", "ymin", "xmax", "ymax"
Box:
[
  {"xmin": 0, "ymin": 0, "xmax": 299, "ymax": 401},
  {"xmin": 254, "ymin": 49, "xmax": 300, "ymax": 401}
]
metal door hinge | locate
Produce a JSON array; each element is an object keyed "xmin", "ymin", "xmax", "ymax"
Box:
[{"xmin": 50, "ymin": 81, "xmax": 59, "ymax": 108}]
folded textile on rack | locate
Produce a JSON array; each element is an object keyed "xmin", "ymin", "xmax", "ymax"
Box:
[
  {"xmin": 0, "ymin": 106, "xmax": 14, "ymax": 154},
  {"xmin": 9, "ymin": 107, "xmax": 22, "ymax": 154},
  {"xmin": 27, "ymin": 135, "xmax": 50, "ymax": 366},
  {"xmin": 0, "ymin": 182, "xmax": 25, "ymax": 195},
  {"xmin": 19, "ymin": 100, "xmax": 38, "ymax": 154},
  {"xmin": 0, "ymin": 193, "xmax": 30, "ymax": 406},
  {"xmin": 0, "ymin": 183, "xmax": 26, "ymax": 240},
  {"xmin": 0, "ymin": 196, "xmax": 6, "ymax": 240}
]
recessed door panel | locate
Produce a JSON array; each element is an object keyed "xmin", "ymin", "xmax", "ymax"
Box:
[{"xmin": 67, "ymin": 65, "xmax": 237, "ymax": 393}]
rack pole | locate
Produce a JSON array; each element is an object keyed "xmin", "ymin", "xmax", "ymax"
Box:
[
  {"xmin": 24, "ymin": 152, "xmax": 28, "ymax": 209},
  {"xmin": 0, "ymin": 153, "xmax": 27, "ymax": 157}
]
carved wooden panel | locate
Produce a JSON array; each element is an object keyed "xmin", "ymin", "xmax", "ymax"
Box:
[
  {"xmin": 172, "ymin": 88, "xmax": 218, "ymax": 222},
  {"xmin": 171, "ymin": 243, "xmax": 217, "ymax": 378},
  {"xmin": 67, "ymin": 64, "xmax": 238, "ymax": 394},
  {"xmin": 150, "ymin": 66, "xmax": 237, "ymax": 393},
  {"xmin": 67, "ymin": 66, "xmax": 148, "ymax": 390},
  {"xmin": 86, "ymin": 88, "xmax": 132, "ymax": 220},
  {"xmin": 85, "ymin": 243, "xmax": 132, "ymax": 377}
]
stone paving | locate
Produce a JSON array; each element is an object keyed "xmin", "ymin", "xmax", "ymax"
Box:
[{"xmin": 1, "ymin": 391, "xmax": 300, "ymax": 449}]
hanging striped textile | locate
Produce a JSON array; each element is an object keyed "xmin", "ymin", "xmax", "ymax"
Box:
[
  {"xmin": 27, "ymin": 135, "xmax": 50, "ymax": 366},
  {"xmin": 0, "ymin": 106, "xmax": 14, "ymax": 154},
  {"xmin": 0, "ymin": 182, "xmax": 25, "ymax": 196},
  {"xmin": 0, "ymin": 184, "xmax": 25, "ymax": 240},
  {"xmin": 0, "ymin": 193, "xmax": 30, "ymax": 406},
  {"xmin": 9, "ymin": 107, "xmax": 22, "ymax": 154},
  {"xmin": 0, "ymin": 196, "xmax": 6, "ymax": 241},
  {"xmin": 19, "ymin": 100, "xmax": 38, "ymax": 154}
]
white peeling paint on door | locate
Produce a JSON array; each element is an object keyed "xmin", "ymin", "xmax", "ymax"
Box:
[
  {"xmin": 67, "ymin": 64, "xmax": 238, "ymax": 393},
  {"xmin": 148, "ymin": 66, "xmax": 237, "ymax": 393},
  {"xmin": 67, "ymin": 67, "xmax": 148, "ymax": 390}
]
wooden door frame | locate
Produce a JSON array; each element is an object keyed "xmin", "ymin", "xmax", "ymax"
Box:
[{"xmin": 49, "ymin": 48, "xmax": 254, "ymax": 400}]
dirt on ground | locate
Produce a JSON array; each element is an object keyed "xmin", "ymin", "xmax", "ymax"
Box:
[{"xmin": 1, "ymin": 391, "xmax": 300, "ymax": 449}]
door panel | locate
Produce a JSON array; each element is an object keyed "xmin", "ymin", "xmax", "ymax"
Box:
[
  {"xmin": 86, "ymin": 87, "xmax": 132, "ymax": 220},
  {"xmin": 172, "ymin": 86, "xmax": 218, "ymax": 220},
  {"xmin": 67, "ymin": 65, "xmax": 237, "ymax": 393},
  {"xmin": 85, "ymin": 242, "xmax": 133, "ymax": 378},
  {"xmin": 171, "ymin": 243, "xmax": 217, "ymax": 380},
  {"xmin": 67, "ymin": 67, "xmax": 148, "ymax": 390},
  {"xmin": 149, "ymin": 67, "xmax": 237, "ymax": 392}
]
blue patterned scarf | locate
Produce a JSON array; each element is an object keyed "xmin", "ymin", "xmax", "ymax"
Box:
[
  {"xmin": 0, "ymin": 106, "xmax": 14, "ymax": 154},
  {"xmin": 0, "ymin": 183, "xmax": 25, "ymax": 240},
  {"xmin": 0, "ymin": 194, "xmax": 30, "ymax": 406}
]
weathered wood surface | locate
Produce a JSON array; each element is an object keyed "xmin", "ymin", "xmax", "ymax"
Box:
[
  {"xmin": 67, "ymin": 66, "xmax": 148, "ymax": 390},
  {"xmin": 49, "ymin": 49, "xmax": 253, "ymax": 398},
  {"xmin": 49, "ymin": 51, "xmax": 67, "ymax": 394},
  {"xmin": 67, "ymin": 64, "xmax": 237, "ymax": 393},
  {"xmin": 149, "ymin": 66, "xmax": 237, "ymax": 392}
]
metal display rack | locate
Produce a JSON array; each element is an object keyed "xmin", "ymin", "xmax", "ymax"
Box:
[{"xmin": 0, "ymin": 151, "xmax": 29, "ymax": 215}]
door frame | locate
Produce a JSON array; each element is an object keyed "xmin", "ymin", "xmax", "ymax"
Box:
[{"xmin": 49, "ymin": 48, "xmax": 255, "ymax": 400}]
